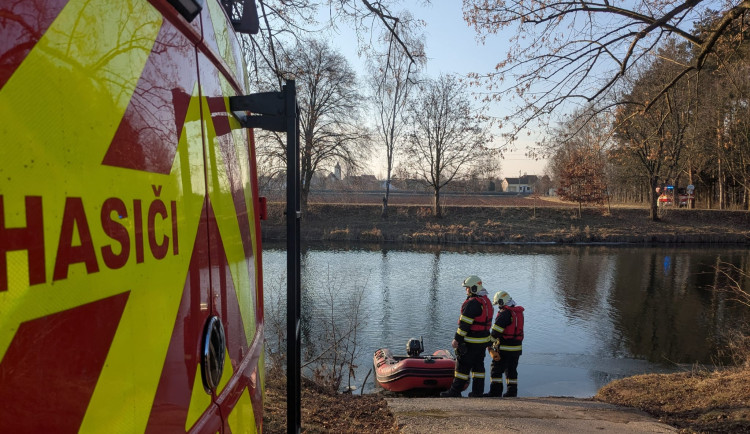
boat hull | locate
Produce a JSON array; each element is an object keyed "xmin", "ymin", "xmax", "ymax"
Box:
[{"xmin": 374, "ymin": 348, "xmax": 455, "ymax": 392}]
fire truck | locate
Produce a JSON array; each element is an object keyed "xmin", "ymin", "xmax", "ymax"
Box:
[{"xmin": 1, "ymin": 0, "xmax": 270, "ymax": 431}]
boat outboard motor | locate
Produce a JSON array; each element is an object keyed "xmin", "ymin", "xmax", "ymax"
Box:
[{"xmin": 406, "ymin": 337, "xmax": 424, "ymax": 357}]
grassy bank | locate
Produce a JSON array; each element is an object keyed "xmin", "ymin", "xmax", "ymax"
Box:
[
  {"xmin": 261, "ymin": 203, "xmax": 750, "ymax": 244},
  {"xmin": 596, "ymin": 366, "xmax": 750, "ymax": 432}
]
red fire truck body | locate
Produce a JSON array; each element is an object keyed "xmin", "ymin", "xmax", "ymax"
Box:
[{"xmin": 1, "ymin": 0, "xmax": 265, "ymax": 431}]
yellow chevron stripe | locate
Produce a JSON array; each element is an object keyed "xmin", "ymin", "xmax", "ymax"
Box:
[
  {"xmin": 186, "ymin": 365, "xmax": 214, "ymax": 430},
  {"xmin": 202, "ymin": 76, "xmax": 257, "ymax": 347},
  {"xmin": 227, "ymin": 388, "xmax": 257, "ymax": 433},
  {"xmin": 80, "ymin": 81, "xmax": 208, "ymax": 434},
  {"xmin": 2, "ymin": 0, "xmax": 262, "ymax": 430},
  {"xmin": 0, "ymin": 1, "xmax": 212, "ymax": 431}
]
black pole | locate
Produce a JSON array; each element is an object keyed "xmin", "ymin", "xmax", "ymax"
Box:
[
  {"xmin": 226, "ymin": 77, "xmax": 300, "ymax": 431},
  {"xmin": 285, "ymin": 80, "xmax": 301, "ymax": 434}
]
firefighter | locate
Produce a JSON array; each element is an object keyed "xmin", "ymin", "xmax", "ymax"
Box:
[
  {"xmin": 440, "ymin": 275, "xmax": 493, "ymax": 398},
  {"xmin": 485, "ymin": 290, "xmax": 525, "ymax": 397}
]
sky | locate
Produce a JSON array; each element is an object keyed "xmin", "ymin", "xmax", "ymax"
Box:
[{"xmin": 323, "ymin": 2, "xmax": 549, "ymax": 180}]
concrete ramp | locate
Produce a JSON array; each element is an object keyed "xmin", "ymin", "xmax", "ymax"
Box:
[{"xmin": 386, "ymin": 397, "xmax": 676, "ymax": 433}]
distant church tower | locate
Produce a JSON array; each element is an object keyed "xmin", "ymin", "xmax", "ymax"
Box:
[{"xmin": 334, "ymin": 162, "xmax": 341, "ymax": 180}]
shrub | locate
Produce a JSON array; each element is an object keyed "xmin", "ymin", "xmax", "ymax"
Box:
[
  {"xmin": 326, "ymin": 227, "xmax": 351, "ymax": 240},
  {"xmin": 359, "ymin": 227, "xmax": 383, "ymax": 242}
]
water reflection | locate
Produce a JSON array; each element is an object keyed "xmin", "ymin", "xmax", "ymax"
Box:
[
  {"xmin": 427, "ymin": 251, "xmax": 441, "ymax": 336},
  {"xmin": 606, "ymin": 249, "xmax": 748, "ymax": 365},
  {"xmin": 263, "ymin": 243, "xmax": 750, "ymax": 397}
]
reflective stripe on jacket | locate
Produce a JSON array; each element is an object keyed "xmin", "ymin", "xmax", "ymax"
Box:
[
  {"xmin": 455, "ymin": 293, "xmax": 493, "ymax": 344},
  {"xmin": 491, "ymin": 305, "xmax": 524, "ymax": 349}
]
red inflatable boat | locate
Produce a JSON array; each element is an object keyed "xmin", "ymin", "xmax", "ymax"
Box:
[{"xmin": 374, "ymin": 338, "xmax": 455, "ymax": 392}]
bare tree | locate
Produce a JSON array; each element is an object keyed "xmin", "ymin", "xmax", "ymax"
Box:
[
  {"xmin": 322, "ymin": 0, "xmax": 427, "ymax": 64},
  {"xmin": 715, "ymin": 262, "xmax": 750, "ymax": 309},
  {"xmin": 238, "ymin": 0, "xmax": 316, "ymax": 90},
  {"xmin": 240, "ymin": 1, "xmax": 429, "ymax": 201},
  {"xmin": 712, "ymin": 260, "xmax": 750, "ymax": 368},
  {"xmin": 690, "ymin": 20, "xmax": 750, "ymax": 209},
  {"xmin": 463, "ymin": 0, "xmax": 750, "ymax": 141},
  {"xmin": 259, "ymin": 38, "xmax": 370, "ymax": 213},
  {"xmin": 402, "ymin": 74, "xmax": 494, "ymax": 217},
  {"xmin": 367, "ymin": 16, "xmax": 426, "ymax": 218},
  {"xmin": 613, "ymin": 41, "xmax": 695, "ymax": 220},
  {"xmin": 304, "ymin": 274, "xmax": 367, "ymax": 392},
  {"xmin": 241, "ymin": 0, "xmax": 427, "ymax": 90}
]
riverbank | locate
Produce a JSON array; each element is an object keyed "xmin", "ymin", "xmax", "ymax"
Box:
[
  {"xmin": 262, "ymin": 365, "xmax": 750, "ymax": 433},
  {"xmin": 260, "ymin": 197, "xmax": 750, "ymax": 432},
  {"xmin": 596, "ymin": 366, "xmax": 750, "ymax": 432},
  {"xmin": 261, "ymin": 202, "xmax": 750, "ymax": 244}
]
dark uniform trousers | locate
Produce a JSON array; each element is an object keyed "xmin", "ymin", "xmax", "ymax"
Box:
[
  {"xmin": 488, "ymin": 349, "xmax": 521, "ymax": 396},
  {"xmin": 449, "ymin": 343, "xmax": 487, "ymax": 395}
]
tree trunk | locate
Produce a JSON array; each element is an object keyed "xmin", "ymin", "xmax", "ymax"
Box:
[
  {"xmin": 716, "ymin": 116, "xmax": 724, "ymax": 210},
  {"xmin": 433, "ymin": 188, "xmax": 442, "ymax": 218},
  {"xmin": 718, "ymin": 158, "xmax": 724, "ymax": 210},
  {"xmin": 381, "ymin": 181, "xmax": 390, "ymax": 218},
  {"xmin": 300, "ymin": 188, "xmax": 309, "ymax": 216},
  {"xmin": 606, "ymin": 191, "xmax": 612, "ymax": 215},
  {"xmin": 649, "ymin": 178, "xmax": 660, "ymax": 221},
  {"xmin": 688, "ymin": 165, "xmax": 695, "ymax": 209}
]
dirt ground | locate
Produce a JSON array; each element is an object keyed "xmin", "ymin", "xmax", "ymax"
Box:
[
  {"xmin": 263, "ymin": 367, "xmax": 750, "ymax": 433},
  {"xmin": 386, "ymin": 396, "xmax": 677, "ymax": 433}
]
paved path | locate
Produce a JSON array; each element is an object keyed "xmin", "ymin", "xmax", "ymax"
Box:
[{"xmin": 386, "ymin": 397, "xmax": 676, "ymax": 433}]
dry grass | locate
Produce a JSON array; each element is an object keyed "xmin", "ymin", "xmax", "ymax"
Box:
[
  {"xmin": 597, "ymin": 331, "xmax": 750, "ymax": 433},
  {"xmin": 262, "ymin": 366, "xmax": 397, "ymax": 433},
  {"xmin": 263, "ymin": 202, "xmax": 750, "ymax": 245},
  {"xmin": 596, "ymin": 367, "xmax": 750, "ymax": 433}
]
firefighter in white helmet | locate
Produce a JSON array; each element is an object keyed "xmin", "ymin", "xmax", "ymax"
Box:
[
  {"xmin": 440, "ymin": 275, "xmax": 493, "ymax": 398},
  {"xmin": 485, "ymin": 290, "xmax": 525, "ymax": 397}
]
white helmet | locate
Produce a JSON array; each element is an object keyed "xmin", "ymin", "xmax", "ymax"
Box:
[
  {"xmin": 493, "ymin": 291, "xmax": 512, "ymax": 306},
  {"xmin": 463, "ymin": 275, "xmax": 483, "ymax": 294}
]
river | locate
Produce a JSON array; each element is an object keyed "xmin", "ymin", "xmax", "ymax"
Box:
[{"xmin": 262, "ymin": 242, "xmax": 750, "ymax": 397}]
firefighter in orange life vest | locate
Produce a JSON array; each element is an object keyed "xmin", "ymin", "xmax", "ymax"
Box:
[
  {"xmin": 485, "ymin": 290, "xmax": 525, "ymax": 397},
  {"xmin": 440, "ymin": 275, "xmax": 494, "ymax": 398}
]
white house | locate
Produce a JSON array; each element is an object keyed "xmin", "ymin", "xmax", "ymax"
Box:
[{"xmin": 501, "ymin": 175, "xmax": 539, "ymax": 193}]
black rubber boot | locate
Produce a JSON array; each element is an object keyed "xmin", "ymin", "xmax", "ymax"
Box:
[
  {"xmin": 467, "ymin": 377, "xmax": 485, "ymax": 397},
  {"xmin": 440, "ymin": 388, "xmax": 462, "ymax": 398},
  {"xmin": 441, "ymin": 377, "xmax": 467, "ymax": 397},
  {"xmin": 503, "ymin": 384, "xmax": 517, "ymax": 397},
  {"xmin": 483, "ymin": 382, "xmax": 503, "ymax": 397}
]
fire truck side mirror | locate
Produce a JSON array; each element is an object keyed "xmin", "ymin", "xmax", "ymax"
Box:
[
  {"xmin": 221, "ymin": 0, "xmax": 259, "ymax": 34},
  {"xmin": 168, "ymin": 0, "xmax": 204, "ymax": 22}
]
